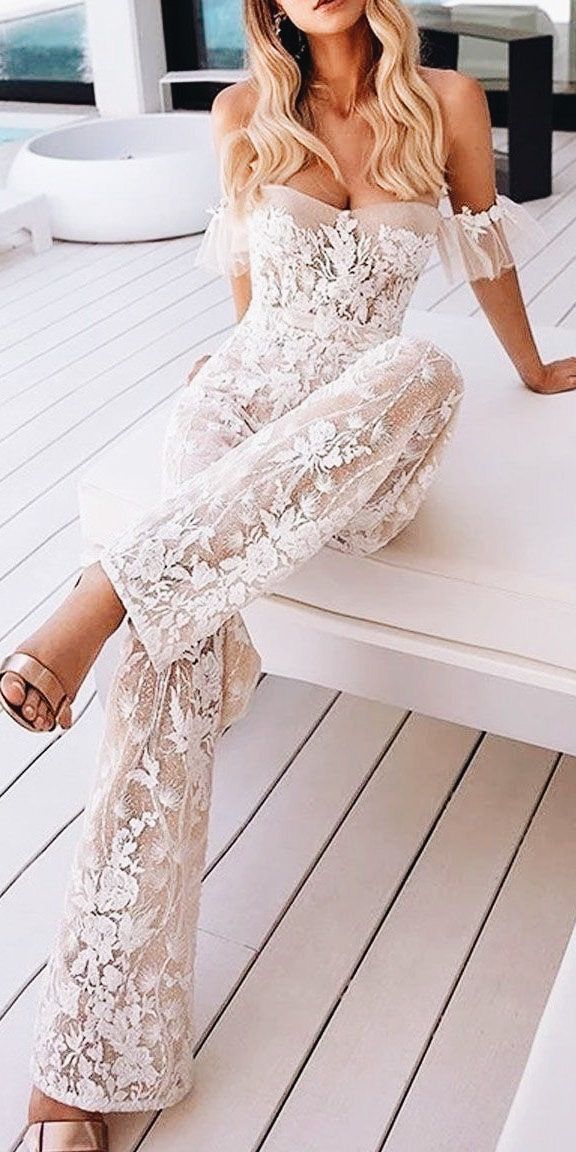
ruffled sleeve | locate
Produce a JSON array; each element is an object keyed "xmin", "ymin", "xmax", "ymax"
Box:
[
  {"xmin": 193, "ymin": 195, "xmax": 251, "ymax": 277},
  {"xmin": 437, "ymin": 193, "xmax": 548, "ymax": 284}
]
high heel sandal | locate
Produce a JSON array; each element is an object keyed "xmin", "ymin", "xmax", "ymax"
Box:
[
  {"xmin": 22, "ymin": 1118, "xmax": 109, "ymax": 1151},
  {"xmin": 0, "ymin": 574, "xmax": 86, "ymax": 733},
  {"xmin": 0, "ymin": 653, "xmax": 73, "ymax": 733}
]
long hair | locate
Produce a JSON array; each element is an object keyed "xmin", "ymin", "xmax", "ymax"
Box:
[{"xmin": 220, "ymin": 0, "xmax": 446, "ymax": 214}]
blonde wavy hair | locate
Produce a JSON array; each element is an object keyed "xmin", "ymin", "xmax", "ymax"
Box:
[{"xmin": 221, "ymin": 0, "xmax": 447, "ymax": 214}]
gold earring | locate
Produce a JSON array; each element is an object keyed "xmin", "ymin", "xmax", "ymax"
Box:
[{"xmin": 273, "ymin": 10, "xmax": 286, "ymax": 37}]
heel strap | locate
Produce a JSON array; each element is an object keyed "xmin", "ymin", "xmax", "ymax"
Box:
[{"xmin": 24, "ymin": 1119, "xmax": 108, "ymax": 1152}]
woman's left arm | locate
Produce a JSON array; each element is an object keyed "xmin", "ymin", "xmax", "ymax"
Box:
[{"xmin": 443, "ymin": 72, "xmax": 576, "ymax": 395}]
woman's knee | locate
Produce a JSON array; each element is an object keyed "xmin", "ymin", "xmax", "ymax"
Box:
[{"xmin": 406, "ymin": 338, "xmax": 465, "ymax": 404}]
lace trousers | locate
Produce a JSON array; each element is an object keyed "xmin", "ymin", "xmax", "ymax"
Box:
[{"xmin": 29, "ymin": 334, "xmax": 464, "ymax": 1112}]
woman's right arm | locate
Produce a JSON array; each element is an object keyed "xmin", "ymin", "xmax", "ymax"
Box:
[
  {"xmin": 187, "ymin": 84, "xmax": 254, "ymax": 383},
  {"xmin": 211, "ymin": 83, "xmax": 254, "ymax": 324}
]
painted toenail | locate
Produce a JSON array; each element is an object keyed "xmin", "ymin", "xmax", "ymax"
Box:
[{"xmin": 23, "ymin": 705, "xmax": 35, "ymax": 717}]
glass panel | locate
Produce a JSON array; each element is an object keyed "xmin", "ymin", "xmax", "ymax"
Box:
[
  {"xmin": 195, "ymin": 0, "xmax": 573, "ymax": 87},
  {"xmin": 0, "ymin": 2, "xmax": 92, "ymax": 82},
  {"xmin": 412, "ymin": 0, "xmax": 573, "ymax": 86},
  {"xmin": 197, "ymin": 0, "xmax": 245, "ymax": 67}
]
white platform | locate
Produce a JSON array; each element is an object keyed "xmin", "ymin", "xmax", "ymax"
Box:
[{"xmin": 78, "ymin": 310, "xmax": 576, "ymax": 757}]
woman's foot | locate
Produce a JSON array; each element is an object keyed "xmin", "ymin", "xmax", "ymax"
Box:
[
  {"xmin": 26, "ymin": 1086, "xmax": 108, "ymax": 1150},
  {"xmin": 1, "ymin": 563, "xmax": 125, "ymax": 733}
]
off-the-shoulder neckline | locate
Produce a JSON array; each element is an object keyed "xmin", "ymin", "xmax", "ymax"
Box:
[{"xmin": 260, "ymin": 183, "xmax": 442, "ymax": 218}]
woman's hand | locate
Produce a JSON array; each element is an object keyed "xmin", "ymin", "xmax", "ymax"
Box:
[
  {"xmin": 187, "ymin": 355, "xmax": 211, "ymax": 385},
  {"xmin": 523, "ymin": 357, "xmax": 576, "ymax": 395}
]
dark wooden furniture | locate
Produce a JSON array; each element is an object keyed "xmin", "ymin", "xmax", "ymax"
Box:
[{"xmin": 418, "ymin": 17, "xmax": 553, "ymax": 201}]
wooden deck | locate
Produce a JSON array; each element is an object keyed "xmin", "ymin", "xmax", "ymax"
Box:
[{"xmin": 1, "ymin": 127, "xmax": 576, "ymax": 1152}]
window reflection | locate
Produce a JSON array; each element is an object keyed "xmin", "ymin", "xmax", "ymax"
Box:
[
  {"xmin": 197, "ymin": 0, "xmax": 244, "ymax": 67},
  {"xmin": 0, "ymin": 2, "xmax": 92, "ymax": 83}
]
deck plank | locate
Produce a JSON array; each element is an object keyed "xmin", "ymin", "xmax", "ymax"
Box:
[
  {"xmin": 0, "ymin": 677, "xmax": 336, "ymax": 1012},
  {"xmin": 0, "ymin": 237, "xmax": 195, "ymax": 332},
  {"xmin": 384, "ymin": 754, "xmax": 576, "ymax": 1152},
  {"xmin": 133, "ymin": 716, "xmax": 479, "ymax": 1152},
  {"xmin": 257, "ymin": 737, "xmax": 556, "ymax": 1152}
]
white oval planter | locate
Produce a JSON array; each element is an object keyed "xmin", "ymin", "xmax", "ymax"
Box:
[{"xmin": 7, "ymin": 113, "xmax": 220, "ymax": 243}]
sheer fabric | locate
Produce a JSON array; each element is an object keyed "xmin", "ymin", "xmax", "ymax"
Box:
[
  {"xmin": 436, "ymin": 195, "xmax": 548, "ymax": 284},
  {"xmin": 195, "ymin": 185, "xmax": 547, "ymax": 285}
]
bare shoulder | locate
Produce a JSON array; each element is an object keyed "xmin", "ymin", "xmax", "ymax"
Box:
[
  {"xmin": 419, "ymin": 66, "xmax": 489, "ymax": 138},
  {"xmin": 211, "ymin": 79, "xmax": 258, "ymax": 135}
]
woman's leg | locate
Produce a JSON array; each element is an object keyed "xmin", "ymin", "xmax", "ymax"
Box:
[
  {"xmin": 28, "ymin": 389, "xmax": 261, "ymax": 1114},
  {"xmin": 29, "ymin": 624, "xmax": 226, "ymax": 1112},
  {"xmin": 27, "ymin": 334, "xmax": 463, "ymax": 1113},
  {"xmin": 100, "ymin": 337, "xmax": 465, "ymax": 673},
  {"xmin": 328, "ymin": 342, "xmax": 464, "ymax": 554}
]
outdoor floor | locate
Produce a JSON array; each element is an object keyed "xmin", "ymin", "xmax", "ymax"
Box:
[{"xmin": 1, "ymin": 125, "xmax": 576, "ymax": 1152}]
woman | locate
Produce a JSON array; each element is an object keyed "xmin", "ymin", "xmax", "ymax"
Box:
[{"xmin": 4, "ymin": 0, "xmax": 576, "ymax": 1148}]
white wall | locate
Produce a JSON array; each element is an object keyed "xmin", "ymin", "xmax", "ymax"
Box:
[{"xmin": 85, "ymin": 0, "xmax": 167, "ymax": 116}]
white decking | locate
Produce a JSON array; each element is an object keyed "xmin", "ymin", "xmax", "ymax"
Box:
[{"xmin": 1, "ymin": 127, "xmax": 576, "ymax": 1152}]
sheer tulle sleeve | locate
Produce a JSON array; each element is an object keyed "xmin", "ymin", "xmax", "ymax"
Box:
[
  {"xmin": 437, "ymin": 193, "xmax": 548, "ymax": 284},
  {"xmin": 193, "ymin": 196, "xmax": 251, "ymax": 277}
]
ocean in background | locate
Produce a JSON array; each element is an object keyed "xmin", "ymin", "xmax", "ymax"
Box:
[
  {"xmin": 0, "ymin": 0, "xmax": 247, "ymax": 81},
  {"xmin": 0, "ymin": 5, "xmax": 91, "ymax": 82},
  {"xmin": 201, "ymin": 0, "xmax": 245, "ymax": 67}
]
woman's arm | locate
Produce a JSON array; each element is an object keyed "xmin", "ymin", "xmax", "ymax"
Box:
[
  {"xmin": 441, "ymin": 72, "xmax": 576, "ymax": 395},
  {"xmin": 211, "ymin": 84, "xmax": 254, "ymax": 324},
  {"xmin": 186, "ymin": 85, "xmax": 254, "ymax": 383}
]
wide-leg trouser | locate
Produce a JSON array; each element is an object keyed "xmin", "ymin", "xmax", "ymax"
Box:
[{"xmin": 29, "ymin": 335, "xmax": 464, "ymax": 1112}]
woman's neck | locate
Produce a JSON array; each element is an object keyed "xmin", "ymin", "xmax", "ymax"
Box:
[{"xmin": 307, "ymin": 23, "xmax": 375, "ymax": 117}]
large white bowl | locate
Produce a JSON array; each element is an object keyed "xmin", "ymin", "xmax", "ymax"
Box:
[{"xmin": 7, "ymin": 113, "xmax": 220, "ymax": 243}]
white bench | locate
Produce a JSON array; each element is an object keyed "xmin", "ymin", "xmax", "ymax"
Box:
[
  {"xmin": 78, "ymin": 309, "xmax": 576, "ymax": 757},
  {"xmin": 0, "ymin": 189, "xmax": 52, "ymax": 254}
]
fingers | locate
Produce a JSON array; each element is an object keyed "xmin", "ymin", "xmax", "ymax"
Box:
[{"xmin": 536, "ymin": 358, "xmax": 576, "ymax": 395}]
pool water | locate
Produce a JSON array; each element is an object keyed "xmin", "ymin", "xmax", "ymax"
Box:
[{"xmin": 0, "ymin": 125, "xmax": 35, "ymax": 144}]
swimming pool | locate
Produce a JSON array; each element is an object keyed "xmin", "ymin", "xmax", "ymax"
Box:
[
  {"xmin": 0, "ymin": 125, "xmax": 35, "ymax": 144},
  {"xmin": 0, "ymin": 112, "xmax": 87, "ymax": 148}
]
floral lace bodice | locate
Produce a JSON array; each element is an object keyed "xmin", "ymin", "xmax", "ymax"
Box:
[
  {"xmin": 195, "ymin": 183, "xmax": 546, "ymax": 350},
  {"xmin": 191, "ymin": 182, "xmax": 546, "ymax": 428},
  {"xmin": 246, "ymin": 188, "xmax": 445, "ymax": 347}
]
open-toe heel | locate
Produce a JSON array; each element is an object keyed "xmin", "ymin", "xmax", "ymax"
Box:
[
  {"xmin": 22, "ymin": 1118, "xmax": 108, "ymax": 1151},
  {"xmin": 0, "ymin": 653, "xmax": 73, "ymax": 733}
]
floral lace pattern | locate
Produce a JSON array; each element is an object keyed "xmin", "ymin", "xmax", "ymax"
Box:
[
  {"xmin": 195, "ymin": 184, "xmax": 547, "ymax": 287},
  {"xmin": 102, "ymin": 337, "xmax": 465, "ymax": 673},
  {"xmin": 247, "ymin": 199, "xmax": 438, "ymax": 345},
  {"xmin": 31, "ymin": 626, "xmax": 226, "ymax": 1110},
  {"xmin": 31, "ymin": 190, "xmax": 468, "ymax": 1112}
]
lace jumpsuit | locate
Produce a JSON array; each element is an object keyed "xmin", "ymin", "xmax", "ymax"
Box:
[{"xmin": 28, "ymin": 183, "xmax": 544, "ymax": 1113}]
